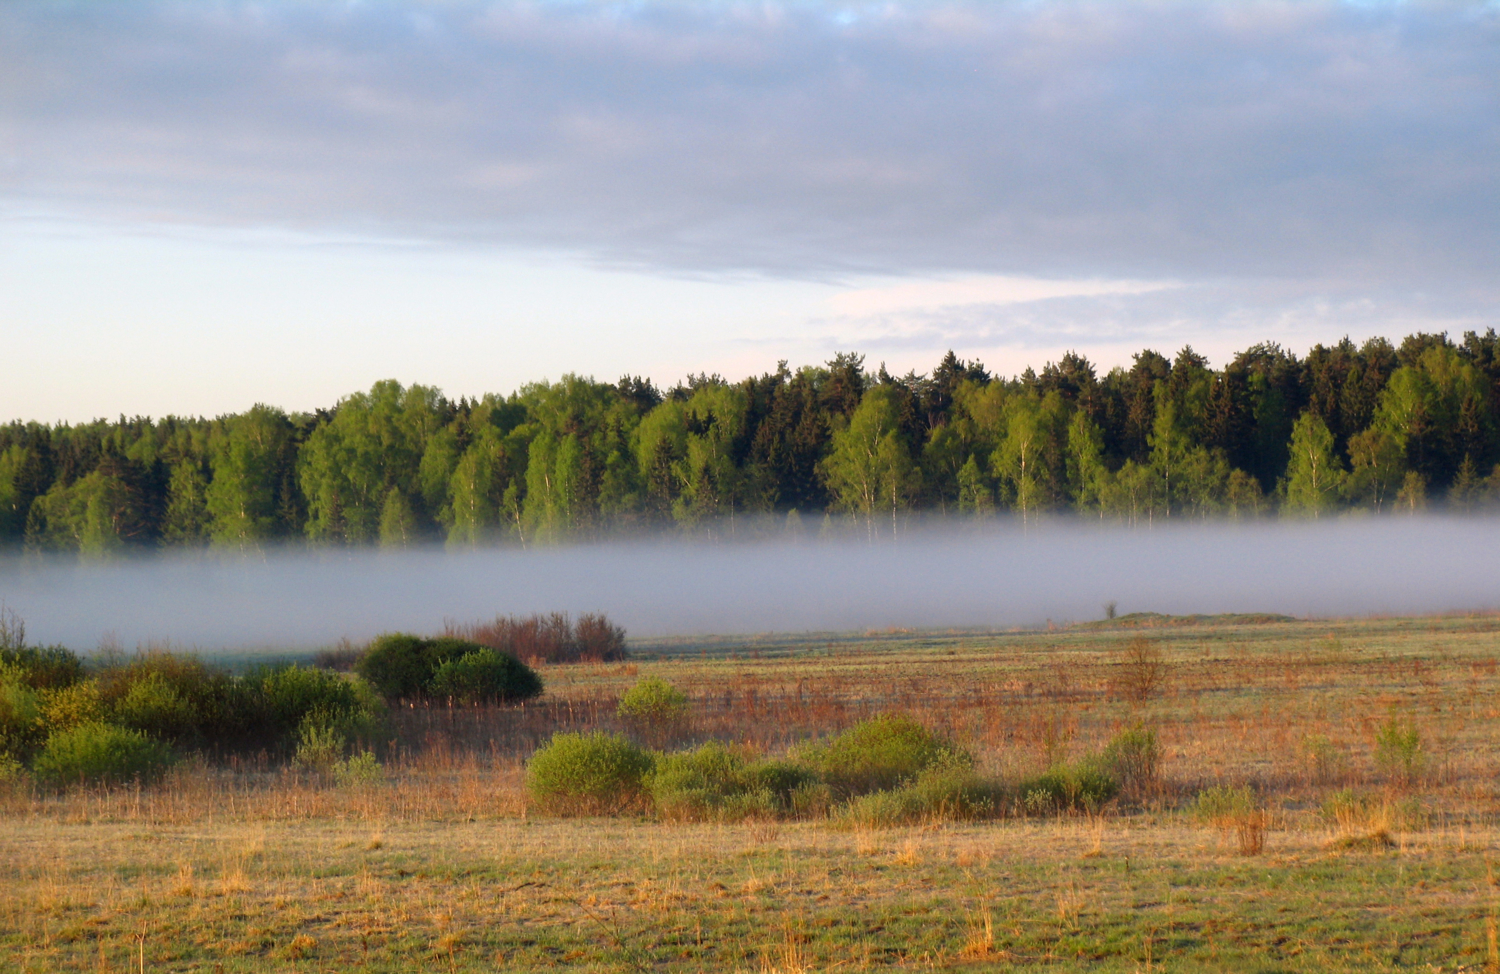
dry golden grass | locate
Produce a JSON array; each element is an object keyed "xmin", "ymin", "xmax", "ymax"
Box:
[{"xmin": 4, "ymin": 612, "xmax": 1500, "ymax": 971}]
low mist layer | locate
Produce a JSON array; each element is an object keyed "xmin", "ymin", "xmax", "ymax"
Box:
[{"xmin": 1, "ymin": 517, "xmax": 1496, "ymax": 653}]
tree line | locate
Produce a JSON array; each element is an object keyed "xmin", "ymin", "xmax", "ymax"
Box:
[{"xmin": 5, "ymin": 331, "xmax": 1500, "ymax": 554}]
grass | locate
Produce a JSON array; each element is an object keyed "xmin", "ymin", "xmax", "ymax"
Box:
[{"xmin": 5, "ymin": 610, "xmax": 1500, "ymax": 971}]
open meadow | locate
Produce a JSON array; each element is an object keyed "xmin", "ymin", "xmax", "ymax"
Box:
[{"xmin": 5, "ymin": 612, "xmax": 1500, "ymax": 973}]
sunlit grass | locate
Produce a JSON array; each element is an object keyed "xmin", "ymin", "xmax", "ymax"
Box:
[{"xmin": 4, "ymin": 611, "xmax": 1500, "ymax": 971}]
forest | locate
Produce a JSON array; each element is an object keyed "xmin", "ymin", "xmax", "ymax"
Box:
[{"xmin": 5, "ymin": 330, "xmax": 1500, "ymax": 554}]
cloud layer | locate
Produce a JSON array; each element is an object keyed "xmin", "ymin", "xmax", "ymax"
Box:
[{"xmin": 4, "ymin": 1, "xmax": 1497, "ymax": 289}]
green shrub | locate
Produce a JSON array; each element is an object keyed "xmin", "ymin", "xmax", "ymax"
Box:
[
  {"xmin": 618, "ymin": 677, "xmax": 690, "ymax": 727},
  {"xmin": 427, "ymin": 649, "xmax": 544, "ymax": 704},
  {"xmin": 291, "ymin": 721, "xmax": 347, "ymax": 774},
  {"xmin": 1191, "ymin": 784, "xmax": 1267, "ymax": 854},
  {"xmin": 840, "ymin": 755, "xmax": 1002, "ymax": 827},
  {"xmin": 804, "ymin": 715, "xmax": 969, "ymax": 797},
  {"xmin": 747, "ymin": 759, "xmax": 821, "ymax": 808},
  {"xmin": 32, "ymin": 723, "xmax": 173, "ymax": 786},
  {"xmin": 526, "ymin": 731, "xmax": 655, "ymax": 815},
  {"xmin": 96, "ymin": 652, "xmax": 228, "ymax": 744},
  {"xmin": 0, "ymin": 644, "xmax": 84, "ymax": 690},
  {"xmin": 1374, "ymin": 714, "xmax": 1424, "ymax": 786},
  {"xmin": 1018, "ymin": 759, "xmax": 1117, "ymax": 815},
  {"xmin": 0, "ymin": 751, "xmax": 26, "ymax": 788},
  {"xmin": 113, "ymin": 672, "xmax": 199, "ymax": 741},
  {"xmin": 0, "ymin": 678, "xmax": 41, "ymax": 755},
  {"xmin": 334, "ymin": 751, "xmax": 384, "ymax": 787},
  {"xmin": 644, "ymin": 742, "xmax": 812, "ymax": 821},
  {"xmin": 254, "ymin": 665, "xmax": 382, "ymax": 744},
  {"xmin": 355, "ymin": 633, "xmax": 430, "ymax": 699},
  {"xmin": 357, "ymin": 634, "xmax": 542, "ymax": 704},
  {"xmin": 1301, "ymin": 733, "xmax": 1347, "ymax": 783},
  {"xmin": 1101, "ymin": 724, "xmax": 1160, "ymax": 791},
  {"xmin": 1192, "ymin": 784, "xmax": 1257, "ymax": 826}
]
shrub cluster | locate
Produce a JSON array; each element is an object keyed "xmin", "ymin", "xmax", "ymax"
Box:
[
  {"xmin": 617, "ymin": 677, "xmax": 689, "ymax": 731},
  {"xmin": 356, "ymin": 634, "xmax": 543, "ymax": 703},
  {"xmin": 524, "ymin": 713, "xmax": 1154, "ymax": 826},
  {"xmin": 446, "ymin": 613, "xmax": 627, "ymax": 664},
  {"xmin": 0, "ymin": 639, "xmax": 385, "ymax": 788}
]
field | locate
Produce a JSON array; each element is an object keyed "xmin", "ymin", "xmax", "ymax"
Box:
[{"xmin": 5, "ymin": 613, "xmax": 1500, "ymax": 972}]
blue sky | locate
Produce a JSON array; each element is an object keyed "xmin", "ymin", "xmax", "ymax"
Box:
[{"xmin": 3, "ymin": 1, "xmax": 1497, "ymax": 422}]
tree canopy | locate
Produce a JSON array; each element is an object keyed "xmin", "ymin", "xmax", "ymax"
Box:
[{"xmin": 7, "ymin": 332, "xmax": 1500, "ymax": 553}]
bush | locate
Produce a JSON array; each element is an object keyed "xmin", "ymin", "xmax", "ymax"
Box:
[
  {"xmin": 1192, "ymin": 784, "xmax": 1266, "ymax": 855},
  {"xmin": 0, "ymin": 644, "xmax": 84, "ymax": 691},
  {"xmin": 39, "ymin": 681, "xmax": 105, "ymax": 734},
  {"xmin": 1114, "ymin": 637, "xmax": 1166, "ymax": 701},
  {"xmin": 0, "ymin": 677, "xmax": 41, "ymax": 755},
  {"xmin": 447, "ymin": 612, "xmax": 628, "ymax": 664},
  {"xmin": 526, "ymin": 731, "xmax": 655, "ymax": 815},
  {"xmin": 1018, "ymin": 759, "xmax": 1118, "ymax": 815},
  {"xmin": 113, "ymin": 671, "xmax": 199, "ymax": 741},
  {"xmin": 805, "ymin": 715, "xmax": 969, "ymax": 797},
  {"xmin": 334, "ymin": 751, "xmax": 384, "ymax": 787},
  {"xmin": 575, "ymin": 613, "xmax": 628, "ymax": 662},
  {"xmin": 255, "ymin": 665, "xmax": 383, "ymax": 745},
  {"xmin": 0, "ymin": 751, "xmax": 26, "ymax": 787},
  {"xmin": 644, "ymin": 742, "xmax": 817, "ymax": 821},
  {"xmin": 96, "ymin": 651, "xmax": 228, "ymax": 744},
  {"xmin": 428, "ymin": 648, "xmax": 544, "ymax": 704},
  {"xmin": 355, "ymin": 633, "xmax": 430, "ymax": 699},
  {"xmin": 357, "ymin": 634, "xmax": 542, "ymax": 704},
  {"xmin": 618, "ymin": 677, "xmax": 689, "ymax": 729},
  {"xmin": 1192, "ymin": 784, "xmax": 1257, "ymax": 826},
  {"xmin": 32, "ymin": 723, "xmax": 173, "ymax": 786},
  {"xmin": 291, "ymin": 721, "xmax": 347, "ymax": 774},
  {"xmin": 841, "ymin": 755, "xmax": 1003, "ymax": 827},
  {"xmin": 1101, "ymin": 724, "xmax": 1160, "ymax": 791},
  {"xmin": 1374, "ymin": 714, "xmax": 1424, "ymax": 787}
]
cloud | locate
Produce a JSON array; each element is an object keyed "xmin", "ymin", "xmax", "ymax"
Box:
[{"xmin": 2, "ymin": 0, "xmax": 1497, "ymax": 293}]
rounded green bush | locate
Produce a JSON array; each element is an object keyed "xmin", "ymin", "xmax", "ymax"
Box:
[
  {"xmin": 357, "ymin": 634, "xmax": 542, "ymax": 704},
  {"xmin": 810, "ymin": 715, "xmax": 969, "ymax": 797},
  {"xmin": 355, "ymin": 633, "xmax": 430, "ymax": 699},
  {"xmin": 617, "ymin": 677, "xmax": 689, "ymax": 726},
  {"xmin": 526, "ymin": 731, "xmax": 654, "ymax": 815},
  {"xmin": 427, "ymin": 649, "xmax": 543, "ymax": 704},
  {"xmin": 32, "ymin": 722, "xmax": 174, "ymax": 786}
]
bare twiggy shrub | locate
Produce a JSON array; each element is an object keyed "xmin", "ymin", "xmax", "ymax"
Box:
[
  {"xmin": 0, "ymin": 603, "xmax": 25, "ymax": 651},
  {"xmin": 1235, "ymin": 810, "xmax": 1267, "ymax": 855},
  {"xmin": 446, "ymin": 612, "xmax": 627, "ymax": 664},
  {"xmin": 1114, "ymin": 637, "xmax": 1167, "ymax": 702},
  {"xmin": 313, "ymin": 638, "xmax": 365, "ymax": 672},
  {"xmin": 1194, "ymin": 785, "xmax": 1267, "ymax": 855}
]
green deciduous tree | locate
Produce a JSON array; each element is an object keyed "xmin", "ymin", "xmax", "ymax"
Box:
[
  {"xmin": 300, "ymin": 381, "xmax": 446, "ymax": 544},
  {"xmin": 821, "ymin": 385, "xmax": 917, "ymax": 541},
  {"xmin": 206, "ymin": 406, "xmax": 294, "ymax": 549},
  {"xmin": 1283, "ymin": 411, "xmax": 1346, "ymax": 518}
]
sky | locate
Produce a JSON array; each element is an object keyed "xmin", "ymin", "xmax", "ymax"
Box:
[{"xmin": 3, "ymin": 0, "xmax": 1498, "ymax": 424}]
